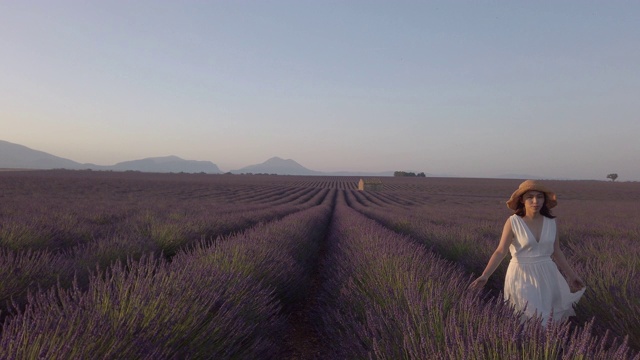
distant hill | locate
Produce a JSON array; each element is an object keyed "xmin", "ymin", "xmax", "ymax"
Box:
[
  {"xmin": 231, "ymin": 157, "xmax": 322, "ymax": 175},
  {"xmin": 0, "ymin": 140, "xmax": 86, "ymax": 170},
  {"xmin": 0, "ymin": 140, "xmax": 221, "ymax": 174},
  {"xmin": 231, "ymin": 157, "xmax": 402, "ymax": 176},
  {"xmin": 1, "ymin": 139, "xmax": 411, "ymax": 176},
  {"xmin": 109, "ymin": 156, "xmax": 222, "ymax": 173},
  {"xmin": 324, "ymin": 170, "xmax": 396, "ymax": 177}
]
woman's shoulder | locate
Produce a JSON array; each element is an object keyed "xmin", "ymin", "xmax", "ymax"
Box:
[{"xmin": 505, "ymin": 214, "xmax": 519, "ymax": 228}]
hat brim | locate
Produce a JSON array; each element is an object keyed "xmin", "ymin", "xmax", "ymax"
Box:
[{"xmin": 506, "ymin": 184, "xmax": 557, "ymax": 211}]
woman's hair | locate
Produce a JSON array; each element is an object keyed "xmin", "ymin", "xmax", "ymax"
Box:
[{"xmin": 514, "ymin": 194, "xmax": 556, "ymax": 218}]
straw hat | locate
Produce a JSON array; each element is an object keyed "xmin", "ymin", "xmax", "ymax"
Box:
[{"xmin": 506, "ymin": 180, "xmax": 557, "ymax": 211}]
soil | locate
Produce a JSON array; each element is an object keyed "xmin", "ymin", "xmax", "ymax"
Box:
[{"xmin": 281, "ymin": 217, "xmax": 332, "ymax": 359}]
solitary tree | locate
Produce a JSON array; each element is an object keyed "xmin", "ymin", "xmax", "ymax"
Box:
[{"xmin": 607, "ymin": 173, "xmax": 618, "ymax": 182}]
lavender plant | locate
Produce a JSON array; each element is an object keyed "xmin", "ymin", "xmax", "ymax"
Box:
[
  {"xmin": 317, "ymin": 192, "xmax": 638, "ymax": 359},
  {"xmin": 347, "ymin": 185, "xmax": 640, "ymax": 350},
  {"xmin": 2, "ymin": 171, "xmax": 639, "ymax": 357},
  {"xmin": 0, "ymin": 176, "xmax": 334, "ymax": 358},
  {"xmin": 0, "ymin": 248, "xmax": 73, "ymax": 317},
  {"xmin": 0, "ymin": 255, "xmax": 282, "ymax": 359}
]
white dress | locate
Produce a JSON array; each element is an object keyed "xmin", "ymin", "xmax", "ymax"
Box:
[{"xmin": 504, "ymin": 214, "xmax": 585, "ymax": 324}]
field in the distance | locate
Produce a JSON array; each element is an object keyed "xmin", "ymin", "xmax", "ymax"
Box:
[{"xmin": 1, "ymin": 170, "xmax": 638, "ymax": 359}]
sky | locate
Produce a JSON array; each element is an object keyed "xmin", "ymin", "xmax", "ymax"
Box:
[{"xmin": 1, "ymin": 1, "xmax": 639, "ymax": 180}]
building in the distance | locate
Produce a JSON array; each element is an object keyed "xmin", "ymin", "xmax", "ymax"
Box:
[{"xmin": 358, "ymin": 178, "xmax": 383, "ymax": 191}]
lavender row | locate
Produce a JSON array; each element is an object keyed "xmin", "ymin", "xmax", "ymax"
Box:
[
  {"xmin": 353, "ymin": 189, "xmax": 640, "ymax": 349},
  {"xmin": 346, "ymin": 189, "xmax": 500, "ymax": 282},
  {"xmin": 0, "ymin": 176, "xmax": 327, "ymax": 252},
  {"xmin": 0, "ymin": 192, "xmax": 334, "ymax": 359},
  {"xmin": 558, "ymin": 200, "xmax": 640, "ymax": 350},
  {"xmin": 317, "ymin": 192, "xmax": 637, "ymax": 359},
  {"xmin": 0, "ymin": 202, "xmax": 310, "ymax": 315},
  {"xmin": 0, "ymin": 185, "xmax": 329, "ymax": 322},
  {"xmin": 346, "ymin": 189, "xmax": 640, "ymax": 350}
]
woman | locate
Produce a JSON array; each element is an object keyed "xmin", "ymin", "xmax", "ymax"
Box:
[{"xmin": 470, "ymin": 180, "xmax": 586, "ymax": 324}]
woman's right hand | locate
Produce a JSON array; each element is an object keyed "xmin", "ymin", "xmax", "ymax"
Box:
[{"xmin": 469, "ymin": 275, "xmax": 488, "ymax": 290}]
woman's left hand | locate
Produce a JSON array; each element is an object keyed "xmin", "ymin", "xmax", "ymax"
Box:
[{"xmin": 568, "ymin": 276, "xmax": 585, "ymax": 293}]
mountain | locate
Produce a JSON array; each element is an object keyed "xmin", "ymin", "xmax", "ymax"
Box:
[
  {"xmin": 1, "ymin": 140, "xmax": 403, "ymax": 176},
  {"xmin": 0, "ymin": 140, "xmax": 86, "ymax": 169},
  {"xmin": 110, "ymin": 156, "xmax": 221, "ymax": 173},
  {"xmin": 0, "ymin": 140, "xmax": 221, "ymax": 174},
  {"xmin": 231, "ymin": 157, "xmax": 323, "ymax": 175},
  {"xmin": 324, "ymin": 170, "xmax": 396, "ymax": 177}
]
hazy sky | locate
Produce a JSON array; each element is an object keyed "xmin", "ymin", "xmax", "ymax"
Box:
[{"xmin": 1, "ymin": 1, "xmax": 639, "ymax": 180}]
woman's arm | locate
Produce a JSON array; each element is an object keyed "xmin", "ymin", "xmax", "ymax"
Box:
[
  {"xmin": 552, "ymin": 221, "xmax": 585, "ymax": 292},
  {"xmin": 469, "ymin": 218, "xmax": 514, "ymax": 289}
]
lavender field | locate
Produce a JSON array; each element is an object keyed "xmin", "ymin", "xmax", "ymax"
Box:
[{"xmin": 0, "ymin": 170, "xmax": 638, "ymax": 359}]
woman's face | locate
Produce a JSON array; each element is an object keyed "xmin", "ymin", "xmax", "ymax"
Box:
[{"xmin": 521, "ymin": 190, "xmax": 545, "ymax": 213}]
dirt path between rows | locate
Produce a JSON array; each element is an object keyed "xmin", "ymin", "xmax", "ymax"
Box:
[
  {"xmin": 281, "ymin": 273, "xmax": 325, "ymax": 359},
  {"xmin": 280, "ymin": 201, "xmax": 335, "ymax": 359}
]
